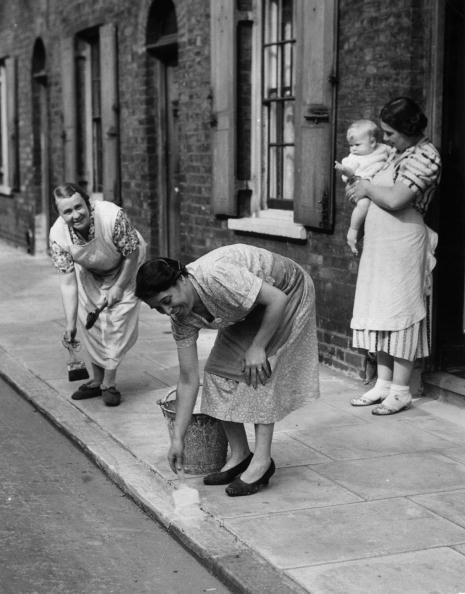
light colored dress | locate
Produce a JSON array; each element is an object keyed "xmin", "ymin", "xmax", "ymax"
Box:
[
  {"xmin": 49, "ymin": 200, "xmax": 146, "ymax": 370},
  {"xmin": 351, "ymin": 138, "xmax": 441, "ymax": 360},
  {"xmin": 170, "ymin": 244, "xmax": 319, "ymax": 424}
]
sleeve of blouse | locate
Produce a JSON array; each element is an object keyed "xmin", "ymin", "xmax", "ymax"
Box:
[
  {"xmin": 112, "ymin": 209, "xmax": 140, "ymax": 257},
  {"xmin": 397, "ymin": 144, "xmax": 441, "ymax": 194},
  {"xmin": 49, "ymin": 239, "xmax": 75, "ymax": 273},
  {"xmin": 171, "ymin": 318, "xmax": 199, "ymax": 348}
]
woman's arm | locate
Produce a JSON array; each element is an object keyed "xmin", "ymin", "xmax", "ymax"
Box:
[
  {"xmin": 168, "ymin": 343, "xmax": 201, "ymax": 472},
  {"xmin": 106, "ymin": 246, "xmax": 140, "ymax": 307},
  {"xmin": 59, "ymin": 271, "xmax": 79, "ymax": 337},
  {"xmin": 244, "ymin": 281, "xmax": 288, "ymax": 388},
  {"xmin": 349, "ymin": 179, "xmax": 416, "ymax": 212}
]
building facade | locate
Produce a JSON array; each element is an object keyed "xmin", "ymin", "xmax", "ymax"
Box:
[{"xmin": 0, "ymin": 0, "xmax": 462, "ymax": 382}]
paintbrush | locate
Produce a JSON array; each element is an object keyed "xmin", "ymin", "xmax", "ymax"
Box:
[{"xmin": 85, "ymin": 299, "xmax": 108, "ymax": 330}]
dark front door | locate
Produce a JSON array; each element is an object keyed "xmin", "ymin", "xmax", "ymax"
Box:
[
  {"xmin": 163, "ymin": 60, "xmax": 180, "ymax": 259},
  {"xmin": 434, "ymin": 0, "xmax": 465, "ymax": 375}
]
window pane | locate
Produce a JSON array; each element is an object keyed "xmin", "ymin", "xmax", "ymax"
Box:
[
  {"xmin": 90, "ymin": 38, "xmax": 103, "ymax": 193},
  {"xmin": 263, "ymin": 0, "xmax": 295, "ymax": 208}
]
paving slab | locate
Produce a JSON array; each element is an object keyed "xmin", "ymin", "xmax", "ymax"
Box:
[
  {"xmin": 288, "ymin": 548, "xmax": 465, "ymax": 594},
  {"xmin": 223, "ymin": 498, "xmax": 465, "ymax": 568}
]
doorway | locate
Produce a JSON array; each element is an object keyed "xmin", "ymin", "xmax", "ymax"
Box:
[
  {"xmin": 147, "ymin": 0, "xmax": 180, "ymax": 259},
  {"xmin": 434, "ymin": 0, "xmax": 465, "ymax": 375},
  {"xmin": 31, "ymin": 39, "xmax": 50, "ymax": 255}
]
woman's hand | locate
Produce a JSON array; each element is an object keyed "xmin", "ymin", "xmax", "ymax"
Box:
[
  {"xmin": 62, "ymin": 328, "xmax": 78, "ymax": 348},
  {"xmin": 168, "ymin": 437, "xmax": 185, "ymax": 474},
  {"xmin": 346, "ymin": 179, "xmax": 371, "ymax": 204},
  {"xmin": 105, "ymin": 284, "xmax": 124, "ymax": 308},
  {"xmin": 242, "ymin": 344, "xmax": 272, "ymax": 389}
]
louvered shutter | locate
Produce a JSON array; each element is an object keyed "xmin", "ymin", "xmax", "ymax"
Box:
[
  {"xmin": 210, "ymin": 0, "xmax": 236, "ymax": 216},
  {"xmin": 61, "ymin": 37, "xmax": 77, "ymax": 181},
  {"xmin": 6, "ymin": 57, "xmax": 18, "ymax": 190},
  {"xmin": 100, "ymin": 24, "xmax": 120, "ymax": 203},
  {"xmin": 294, "ymin": 0, "xmax": 337, "ymax": 230}
]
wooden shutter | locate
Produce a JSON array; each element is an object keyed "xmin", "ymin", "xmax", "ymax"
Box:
[
  {"xmin": 61, "ymin": 37, "xmax": 77, "ymax": 182},
  {"xmin": 210, "ymin": 0, "xmax": 236, "ymax": 216},
  {"xmin": 294, "ymin": 0, "xmax": 337, "ymax": 231},
  {"xmin": 100, "ymin": 23, "xmax": 120, "ymax": 203},
  {"xmin": 6, "ymin": 57, "xmax": 18, "ymax": 190}
]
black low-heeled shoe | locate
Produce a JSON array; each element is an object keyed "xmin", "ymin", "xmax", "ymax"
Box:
[
  {"xmin": 203, "ymin": 452, "xmax": 253, "ymax": 486},
  {"xmin": 225, "ymin": 459, "xmax": 276, "ymax": 497}
]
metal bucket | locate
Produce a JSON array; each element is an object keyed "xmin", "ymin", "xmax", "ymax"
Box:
[{"xmin": 157, "ymin": 387, "xmax": 228, "ymax": 475}]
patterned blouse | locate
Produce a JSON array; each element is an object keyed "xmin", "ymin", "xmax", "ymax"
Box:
[
  {"xmin": 50, "ymin": 205, "xmax": 139, "ymax": 274},
  {"xmin": 170, "ymin": 244, "xmax": 279, "ymax": 348},
  {"xmin": 392, "ymin": 137, "xmax": 441, "ymax": 215}
]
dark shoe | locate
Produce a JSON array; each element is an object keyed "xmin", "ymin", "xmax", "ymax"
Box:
[
  {"xmin": 225, "ymin": 459, "xmax": 276, "ymax": 497},
  {"xmin": 203, "ymin": 453, "xmax": 253, "ymax": 486},
  {"xmin": 71, "ymin": 382, "xmax": 102, "ymax": 400},
  {"xmin": 102, "ymin": 386, "xmax": 121, "ymax": 407}
]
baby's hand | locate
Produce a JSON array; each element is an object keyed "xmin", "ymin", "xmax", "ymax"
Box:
[{"xmin": 347, "ymin": 228, "xmax": 359, "ymax": 256}]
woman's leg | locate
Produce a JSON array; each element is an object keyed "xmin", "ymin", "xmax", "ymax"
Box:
[
  {"xmin": 240, "ymin": 423, "xmax": 274, "ymax": 483},
  {"xmin": 392, "ymin": 356, "xmax": 415, "ymax": 386},
  {"xmin": 377, "ymin": 351, "xmax": 394, "ymax": 381},
  {"xmin": 102, "ymin": 367, "xmax": 117, "ymax": 388},
  {"xmin": 351, "ymin": 351, "xmax": 393, "ymax": 406},
  {"xmin": 220, "ymin": 421, "xmax": 251, "ymax": 470},
  {"xmin": 372, "ymin": 356, "xmax": 414, "ymax": 415},
  {"xmin": 90, "ymin": 363, "xmax": 104, "ymax": 387}
]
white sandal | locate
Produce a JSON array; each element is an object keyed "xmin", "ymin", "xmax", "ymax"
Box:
[
  {"xmin": 372, "ymin": 393, "xmax": 412, "ymax": 415},
  {"xmin": 350, "ymin": 394, "xmax": 383, "ymax": 407}
]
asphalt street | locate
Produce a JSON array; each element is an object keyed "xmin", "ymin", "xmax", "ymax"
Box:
[{"xmin": 0, "ymin": 376, "xmax": 231, "ymax": 594}]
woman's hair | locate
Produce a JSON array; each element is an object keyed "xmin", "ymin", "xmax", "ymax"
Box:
[
  {"xmin": 53, "ymin": 182, "xmax": 91, "ymax": 211},
  {"xmin": 347, "ymin": 119, "xmax": 382, "ymax": 144},
  {"xmin": 379, "ymin": 97, "xmax": 427, "ymax": 137},
  {"xmin": 135, "ymin": 258, "xmax": 187, "ymax": 300}
]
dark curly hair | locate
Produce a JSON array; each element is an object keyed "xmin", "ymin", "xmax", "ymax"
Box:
[
  {"xmin": 53, "ymin": 182, "xmax": 91, "ymax": 213},
  {"xmin": 135, "ymin": 258, "xmax": 187, "ymax": 301},
  {"xmin": 379, "ymin": 97, "xmax": 427, "ymax": 137}
]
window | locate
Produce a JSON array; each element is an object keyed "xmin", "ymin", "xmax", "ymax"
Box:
[
  {"xmin": 61, "ymin": 25, "xmax": 119, "ymax": 202},
  {"xmin": 210, "ymin": 0, "xmax": 337, "ymax": 237},
  {"xmin": 263, "ymin": 0, "xmax": 295, "ymax": 210},
  {"xmin": 0, "ymin": 57, "xmax": 18, "ymax": 195},
  {"xmin": 75, "ymin": 31, "xmax": 103, "ymax": 198}
]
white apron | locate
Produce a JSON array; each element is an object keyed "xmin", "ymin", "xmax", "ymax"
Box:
[{"xmin": 351, "ymin": 165, "xmax": 437, "ymax": 332}]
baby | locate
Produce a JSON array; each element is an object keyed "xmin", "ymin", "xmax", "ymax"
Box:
[{"xmin": 335, "ymin": 119, "xmax": 391, "ymax": 255}]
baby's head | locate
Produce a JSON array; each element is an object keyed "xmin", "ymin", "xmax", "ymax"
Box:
[{"xmin": 347, "ymin": 120, "xmax": 382, "ymax": 156}]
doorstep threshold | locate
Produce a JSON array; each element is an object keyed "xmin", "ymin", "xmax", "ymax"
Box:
[{"xmin": 423, "ymin": 371, "xmax": 465, "ymax": 407}]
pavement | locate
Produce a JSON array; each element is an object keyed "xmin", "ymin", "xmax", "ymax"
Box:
[{"xmin": 2, "ymin": 240, "xmax": 465, "ymax": 594}]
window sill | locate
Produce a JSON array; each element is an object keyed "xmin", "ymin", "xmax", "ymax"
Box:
[
  {"xmin": 0, "ymin": 185, "xmax": 13, "ymax": 196},
  {"xmin": 227, "ymin": 209, "xmax": 307, "ymax": 240}
]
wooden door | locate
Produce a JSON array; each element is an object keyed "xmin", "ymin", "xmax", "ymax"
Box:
[
  {"xmin": 164, "ymin": 61, "xmax": 180, "ymax": 258},
  {"xmin": 434, "ymin": 0, "xmax": 465, "ymax": 374}
]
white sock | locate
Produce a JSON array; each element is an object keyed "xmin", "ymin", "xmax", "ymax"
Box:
[
  {"xmin": 389, "ymin": 384, "xmax": 410, "ymax": 395},
  {"xmin": 359, "ymin": 378, "xmax": 391, "ymax": 402},
  {"xmin": 384, "ymin": 384, "xmax": 412, "ymax": 405}
]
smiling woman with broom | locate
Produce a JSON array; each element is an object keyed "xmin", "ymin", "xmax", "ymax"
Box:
[{"xmin": 49, "ymin": 183, "xmax": 146, "ymax": 407}]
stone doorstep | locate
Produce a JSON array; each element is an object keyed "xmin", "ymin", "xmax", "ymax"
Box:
[{"xmin": 423, "ymin": 372, "xmax": 465, "ymax": 408}]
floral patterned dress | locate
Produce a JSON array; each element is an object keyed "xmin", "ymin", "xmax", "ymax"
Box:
[
  {"xmin": 170, "ymin": 244, "xmax": 319, "ymax": 424},
  {"xmin": 49, "ymin": 200, "xmax": 146, "ymax": 370}
]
